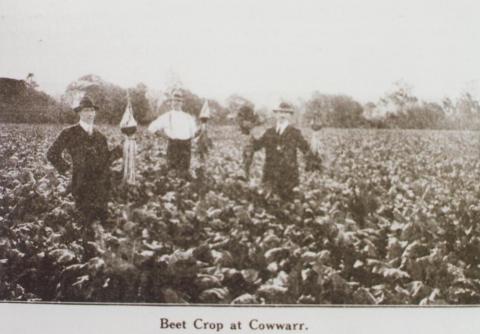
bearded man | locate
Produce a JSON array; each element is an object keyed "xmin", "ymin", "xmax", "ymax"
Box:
[{"xmin": 250, "ymin": 102, "xmax": 319, "ymax": 200}]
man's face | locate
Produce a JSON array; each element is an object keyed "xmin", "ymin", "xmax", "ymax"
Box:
[
  {"xmin": 170, "ymin": 99, "xmax": 183, "ymax": 111},
  {"xmin": 274, "ymin": 111, "xmax": 292, "ymax": 124},
  {"xmin": 79, "ymin": 108, "xmax": 96, "ymax": 125}
]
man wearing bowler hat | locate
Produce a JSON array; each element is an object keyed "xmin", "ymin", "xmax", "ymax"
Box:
[
  {"xmin": 148, "ymin": 89, "xmax": 199, "ymax": 177},
  {"xmin": 47, "ymin": 96, "xmax": 122, "ymax": 256},
  {"xmin": 250, "ymin": 102, "xmax": 317, "ymax": 201}
]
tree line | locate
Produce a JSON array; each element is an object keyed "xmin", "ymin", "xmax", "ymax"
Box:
[
  {"xmin": 302, "ymin": 81, "xmax": 480, "ymax": 130},
  {"xmin": 1, "ymin": 75, "xmax": 480, "ymax": 130}
]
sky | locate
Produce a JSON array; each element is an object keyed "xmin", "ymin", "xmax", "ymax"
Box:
[{"xmin": 1, "ymin": 0, "xmax": 479, "ymax": 108}]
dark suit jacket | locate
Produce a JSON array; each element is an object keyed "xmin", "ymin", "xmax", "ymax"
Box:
[
  {"xmin": 47, "ymin": 124, "xmax": 122, "ymax": 210},
  {"xmin": 252, "ymin": 125, "xmax": 311, "ymax": 191}
]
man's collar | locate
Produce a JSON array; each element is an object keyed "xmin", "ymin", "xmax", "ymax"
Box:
[
  {"xmin": 276, "ymin": 120, "xmax": 289, "ymax": 134},
  {"xmin": 170, "ymin": 109, "xmax": 186, "ymax": 114},
  {"xmin": 79, "ymin": 120, "xmax": 94, "ymax": 134}
]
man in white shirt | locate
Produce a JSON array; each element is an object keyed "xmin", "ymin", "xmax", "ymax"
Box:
[{"xmin": 148, "ymin": 90, "xmax": 199, "ymax": 176}]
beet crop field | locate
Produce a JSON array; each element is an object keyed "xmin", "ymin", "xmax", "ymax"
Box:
[{"xmin": 1, "ymin": 123, "xmax": 480, "ymax": 304}]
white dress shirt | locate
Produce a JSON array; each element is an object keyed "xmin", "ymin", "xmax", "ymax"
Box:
[
  {"xmin": 79, "ymin": 120, "xmax": 94, "ymax": 135},
  {"xmin": 276, "ymin": 120, "xmax": 289, "ymax": 135},
  {"xmin": 148, "ymin": 110, "xmax": 198, "ymax": 140}
]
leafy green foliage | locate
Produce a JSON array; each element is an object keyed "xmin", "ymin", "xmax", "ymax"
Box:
[{"xmin": 1, "ymin": 124, "xmax": 480, "ymax": 304}]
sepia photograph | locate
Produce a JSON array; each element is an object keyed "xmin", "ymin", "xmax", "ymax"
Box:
[{"xmin": 1, "ymin": 1, "xmax": 480, "ymax": 323}]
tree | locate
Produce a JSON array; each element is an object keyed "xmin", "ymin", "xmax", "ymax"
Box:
[
  {"xmin": 206, "ymin": 99, "xmax": 228, "ymax": 124},
  {"xmin": 0, "ymin": 77, "xmax": 67, "ymax": 123},
  {"xmin": 365, "ymin": 81, "xmax": 449, "ymax": 129},
  {"xmin": 385, "ymin": 80, "xmax": 418, "ymax": 112},
  {"xmin": 225, "ymin": 94, "xmax": 255, "ymax": 119},
  {"xmin": 63, "ymin": 75, "xmax": 127, "ymax": 124},
  {"xmin": 441, "ymin": 97, "xmax": 455, "ymax": 117},
  {"xmin": 304, "ymin": 92, "xmax": 366, "ymax": 128},
  {"xmin": 129, "ymin": 83, "xmax": 151, "ymax": 125},
  {"xmin": 454, "ymin": 91, "xmax": 480, "ymax": 130},
  {"xmin": 25, "ymin": 73, "xmax": 39, "ymax": 90},
  {"xmin": 403, "ymin": 102, "xmax": 445, "ymax": 129}
]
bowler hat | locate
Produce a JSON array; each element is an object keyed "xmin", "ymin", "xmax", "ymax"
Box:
[
  {"xmin": 74, "ymin": 96, "xmax": 99, "ymax": 112},
  {"xmin": 273, "ymin": 102, "xmax": 295, "ymax": 114}
]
